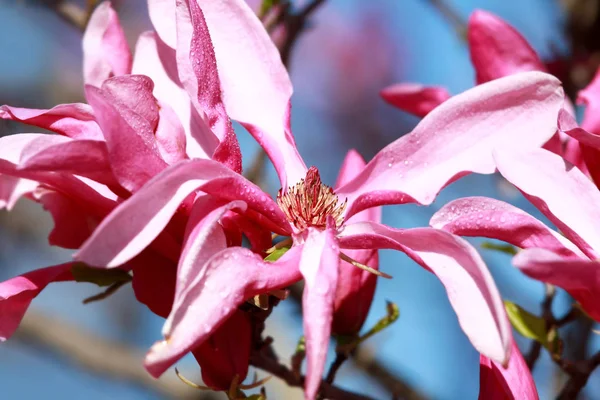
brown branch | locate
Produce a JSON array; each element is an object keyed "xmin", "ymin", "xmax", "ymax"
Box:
[
  {"xmin": 39, "ymin": 0, "xmax": 98, "ymax": 31},
  {"xmin": 278, "ymin": 0, "xmax": 327, "ymax": 66},
  {"xmin": 14, "ymin": 309, "xmax": 215, "ymax": 400},
  {"xmin": 250, "ymin": 351, "xmax": 375, "ymax": 400},
  {"xmin": 427, "ymin": 0, "xmax": 467, "ymax": 39},
  {"xmin": 557, "ymin": 350, "xmax": 600, "ymax": 399},
  {"xmin": 526, "ymin": 284, "xmax": 556, "ymax": 370}
]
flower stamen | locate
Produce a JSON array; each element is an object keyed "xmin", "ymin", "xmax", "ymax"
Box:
[{"xmin": 277, "ymin": 167, "xmax": 347, "ymax": 231}]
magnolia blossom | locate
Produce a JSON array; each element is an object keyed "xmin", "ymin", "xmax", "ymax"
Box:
[{"xmin": 55, "ymin": 3, "xmax": 569, "ymax": 400}]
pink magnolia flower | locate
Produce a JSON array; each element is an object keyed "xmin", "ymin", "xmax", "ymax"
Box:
[
  {"xmin": 431, "ymin": 147, "xmax": 600, "ymax": 322},
  {"xmin": 479, "ymin": 339, "xmax": 538, "ymax": 400},
  {"xmin": 66, "ymin": 4, "xmax": 566, "ymax": 399}
]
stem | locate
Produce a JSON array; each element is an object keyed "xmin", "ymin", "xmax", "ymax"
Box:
[
  {"xmin": 526, "ymin": 284, "xmax": 556, "ymax": 370},
  {"xmin": 325, "ymin": 352, "xmax": 348, "ymax": 384},
  {"xmin": 557, "ymin": 350, "xmax": 600, "ymax": 399},
  {"xmin": 427, "ymin": 0, "xmax": 467, "ymax": 39}
]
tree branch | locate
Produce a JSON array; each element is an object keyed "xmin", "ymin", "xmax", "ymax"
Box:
[
  {"xmin": 39, "ymin": 0, "xmax": 98, "ymax": 32},
  {"xmin": 526, "ymin": 284, "xmax": 556, "ymax": 370},
  {"xmin": 426, "ymin": 0, "xmax": 467, "ymax": 39},
  {"xmin": 14, "ymin": 310, "xmax": 215, "ymax": 400}
]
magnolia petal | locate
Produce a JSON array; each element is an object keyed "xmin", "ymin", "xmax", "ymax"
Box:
[
  {"xmin": 76, "ymin": 159, "xmax": 289, "ymax": 268},
  {"xmin": 0, "ymin": 263, "xmax": 73, "ymax": 341},
  {"xmin": 431, "ymin": 197, "xmax": 583, "ymax": 258},
  {"xmin": 144, "ymin": 246, "xmax": 302, "ymax": 377},
  {"xmin": 0, "ymin": 175, "xmax": 37, "ymax": 210},
  {"xmin": 337, "ymin": 72, "xmax": 564, "ymax": 219},
  {"xmin": 579, "ymin": 65, "xmax": 600, "ymax": 133},
  {"xmin": 333, "ymin": 150, "xmax": 381, "ymax": 335},
  {"xmin": 85, "ymin": 84, "xmax": 168, "ymax": 192},
  {"xmin": 148, "ymin": 0, "xmax": 178, "ymax": 48},
  {"xmin": 191, "ymin": 309, "xmax": 251, "ymax": 390},
  {"xmin": 468, "ymin": 10, "xmax": 545, "ymax": 84},
  {"xmin": 339, "ymin": 222, "xmax": 510, "ymax": 364},
  {"xmin": 557, "ymin": 109, "xmax": 600, "ymax": 185},
  {"xmin": 479, "ymin": 338, "xmax": 538, "ymax": 400},
  {"xmin": 132, "ymin": 31, "xmax": 210, "ymax": 159},
  {"xmin": 495, "ymin": 148, "xmax": 600, "ymax": 259},
  {"xmin": 0, "ymin": 104, "xmax": 102, "ymax": 140},
  {"xmin": 155, "ymin": 101, "xmax": 188, "ymax": 165},
  {"xmin": 300, "ymin": 222, "xmax": 340, "ymax": 400},
  {"xmin": 176, "ymin": 0, "xmax": 242, "ymax": 172},
  {"xmin": 513, "ymin": 248, "xmax": 600, "ymax": 322},
  {"xmin": 34, "ymin": 189, "xmax": 95, "ymax": 249},
  {"xmin": 558, "ymin": 108, "xmax": 600, "ymax": 149},
  {"xmin": 196, "ymin": 0, "xmax": 306, "ymax": 188},
  {"xmin": 380, "ymin": 83, "xmax": 451, "ymax": 117},
  {"xmin": 131, "ymin": 250, "xmax": 178, "ymax": 318},
  {"xmin": 82, "ymin": 1, "xmax": 132, "ymax": 86}
]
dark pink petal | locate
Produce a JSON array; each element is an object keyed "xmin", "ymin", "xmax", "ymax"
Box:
[
  {"xmin": 514, "ymin": 249, "xmax": 600, "ymax": 322},
  {"xmin": 337, "ymin": 72, "xmax": 564, "ymax": 219},
  {"xmin": 479, "ymin": 338, "xmax": 538, "ymax": 400},
  {"xmin": 431, "ymin": 197, "xmax": 583, "ymax": 258},
  {"xmin": 100, "ymin": 75, "xmax": 160, "ymax": 130},
  {"xmin": 333, "ymin": 150, "xmax": 381, "ymax": 335},
  {"xmin": 300, "ymin": 222, "xmax": 340, "ymax": 400},
  {"xmin": 76, "ymin": 159, "xmax": 290, "ymax": 268},
  {"xmin": 220, "ymin": 212, "xmax": 272, "ymax": 254},
  {"xmin": 131, "ymin": 250, "xmax": 177, "ymax": 319},
  {"xmin": 380, "ymin": 83, "xmax": 451, "ymax": 117},
  {"xmin": 34, "ymin": 189, "xmax": 95, "ymax": 249},
  {"xmin": 0, "ymin": 175, "xmax": 37, "ymax": 210},
  {"xmin": 0, "ymin": 263, "xmax": 73, "ymax": 341},
  {"xmin": 85, "ymin": 84, "xmax": 168, "ymax": 192},
  {"xmin": 339, "ymin": 222, "xmax": 511, "ymax": 364},
  {"xmin": 191, "ymin": 309, "xmax": 251, "ymax": 390},
  {"xmin": 558, "ymin": 108, "xmax": 600, "ymax": 149},
  {"xmin": 176, "ymin": 0, "xmax": 242, "ymax": 172},
  {"xmin": 83, "ymin": 1, "xmax": 132, "ymax": 86},
  {"xmin": 132, "ymin": 32, "xmax": 210, "ymax": 159},
  {"xmin": 468, "ymin": 10, "xmax": 545, "ymax": 84},
  {"xmin": 144, "ymin": 246, "xmax": 302, "ymax": 377},
  {"xmin": 0, "ymin": 104, "xmax": 102, "ymax": 140},
  {"xmin": 495, "ymin": 148, "xmax": 600, "ymax": 259},
  {"xmin": 195, "ymin": 0, "xmax": 306, "ymax": 188},
  {"xmin": 578, "ymin": 65, "xmax": 600, "ymax": 133}
]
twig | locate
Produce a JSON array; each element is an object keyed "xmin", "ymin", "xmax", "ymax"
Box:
[
  {"xmin": 39, "ymin": 0, "xmax": 98, "ymax": 31},
  {"xmin": 557, "ymin": 350, "xmax": 600, "ymax": 399},
  {"xmin": 250, "ymin": 351, "xmax": 375, "ymax": 400},
  {"xmin": 427, "ymin": 0, "xmax": 467, "ymax": 39},
  {"xmin": 14, "ymin": 309, "xmax": 214, "ymax": 400},
  {"xmin": 325, "ymin": 353, "xmax": 348, "ymax": 384},
  {"xmin": 278, "ymin": 0, "xmax": 327, "ymax": 66},
  {"xmin": 526, "ymin": 284, "xmax": 556, "ymax": 370},
  {"xmin": 82, "ymin": 280, "xmax": 130, "ymax": 304}
]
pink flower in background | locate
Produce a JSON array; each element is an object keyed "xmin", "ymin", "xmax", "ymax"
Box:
[
  {"xmin": 68, "ymin": 3, "xmax": 567, "ymax": 399},
  {"xmin": 432, "ymin": 147, "xmax": 600, "ymax": 322}
]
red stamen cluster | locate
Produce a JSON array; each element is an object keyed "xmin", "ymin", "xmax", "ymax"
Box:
[{"xmin": 277, "ymin": 167, "xmax": 347, "ymax": 231}]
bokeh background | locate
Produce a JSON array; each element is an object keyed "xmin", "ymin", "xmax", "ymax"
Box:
[{"xmin": 1, "ymin": 0, "xmax": 598, "ymax": 399}]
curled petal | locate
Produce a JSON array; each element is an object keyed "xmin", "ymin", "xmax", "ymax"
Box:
[
  {"xmin": 339, "ymin": 222, "xmax": 511, "ymax": 365},
  {"xmin": 578, "ymin": 65, "xmax": 600, "ymax": 133},
  {"xmin": 0, "ymin": 104, "xmax": 102, "ymax": 140},
  {"xmin": 468, "ymin": 10, "xmax": 545, "ymax": 84},
  {"xmin": 513, "ymin": 248, "xmax": 600, "ymax": 322},
  {"xmin": 195, "ymin": 0, "xmax": 306, "ymax": 188},
  {"xmin": 431, "ymin": 196, "xmax": 583, "ymax": 258},
  {"xmin": 337, "ymin": 72, "xmax": 564, "ymax": 218},
  {"xmin": 495, "ymin": 148, "xmax": 600, "ymax": 259},
  {"xmin": 300, "ymin": 222, "xmax": 340, "ymax": 400},
  {"xmin": 380, "ymin": 83, "xmax": 451, "ymax": 117},
  {"xmin": 144, "ymin": 246, "xmax": 302, "ymax": 377},
  {"xmin": 0, "ymin": 175, "xmax": 37, "ymax": 210},
  {"xmin": 0, "ymin": 264, "xmax": 73, "ymax": 341},
  {"xmin": 76, "ymin": 159, "xmax": 289, "ymax": 268},
  {"xmin": 83, "ymin": 1, "xmax": 132, "ymax": 86},
  {"xmin": 479, "ymin": 338, "xmax": 538, "ymax": 400}
]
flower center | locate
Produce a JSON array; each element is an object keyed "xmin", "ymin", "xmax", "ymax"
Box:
[{"xmin": 276, "ymin": 166, "xmax": 347, "ymax": 231}]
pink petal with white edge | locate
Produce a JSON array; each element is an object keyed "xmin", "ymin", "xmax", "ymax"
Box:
[
  {"xmin": 0, "ymin": 175, "xmax": 37, "ymax": 210},
  {"xmin": 431, "ymin": 197, "xmax": 584, "ymax": 258},
  {"xmin": 494, "ymin": 148, "xmax": 600, "ymax": 259},
  {"xmin": 196, "ymin": 0, "xmax": 306, "ymax": 188},
  {"xmin": 337, "ymin": 72, "xmax": 564, "ymax": 219},
  {"xmin": 513, "ymin": 248, "xmax": 600, "ymax": 322},
  {"xmin": 175, "ymin": 0, "xmax": 241, "ymax": 172},
  {"xmin": 0, "ymin": 104, "xmax": 102, "ymax": 140},
  {"xmin": 148, "ymin": 0, "xmax": 178, "ymax": 48},
  {"xmin": 578, "ymin": 65, "xmax": 600, "ymax": 133},
  {"xmin": 468, "ymin": 10, "xmax": 545, "ymax": 84},
  {"xmin": 144, "ymin": 246, "xmax": 302, "ymax": 377},
  {"xmin": 380, "ymin": 83, "xmax": 451, "ymax": 117},
  {"xmin": 479, "ymin": 338, "xmax": 538, "ymax": 400},
  {"xmin": 339, "ymin": 222, "xmax": 511, "ymax": 364},
  {"xmin": 300, "ymin": 220, "xmax": 340, "ymax": 400},
  {"xmin": 132, "ymin": 32, "xmax": 210, "ymax": 159},
  {"xmin": 85, "ymin": 84, "xmax": 168, "ymax": 192},
  {"xmin": 0, "ymin": 263, "xmax": 73, "ymax": 341},
  {"xmin": 558, "ymin": 108, "xmax": 600, "ymax": 149},
  {"xmin": 83, "ymin": 1, "xmax": 132, "ymax": 86},
  {"xmin": 76, "ymin": 159, "xmax": 290, "ymax": 268}
]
